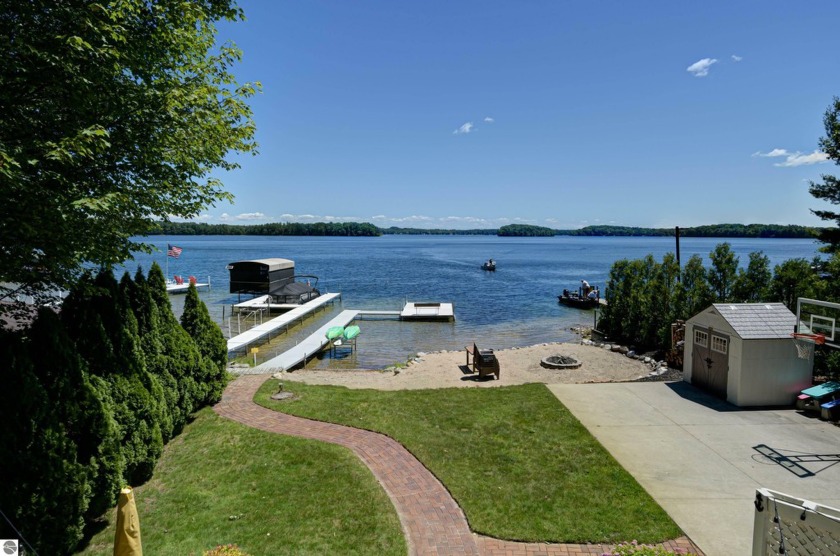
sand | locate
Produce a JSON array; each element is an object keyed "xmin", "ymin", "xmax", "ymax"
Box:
[{"xmin": 274, "ymin": 342, "xmax": 666, "ymax": 390}]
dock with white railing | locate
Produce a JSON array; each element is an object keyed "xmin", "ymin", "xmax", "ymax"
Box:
[
  {"xmin": 229, "ymin": 300, "xmax": 454, "ymax": 374},
  {"xmin": 232, "ymin": 295, "xmax": 312, "ymax": 313},
  {"xmin": 226, "ymin": 293, "xmax": 341, "ymax": 355}
]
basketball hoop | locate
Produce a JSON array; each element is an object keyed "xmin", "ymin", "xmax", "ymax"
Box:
[{"xmin": 791, "ymin": 333, "xmax": 825, "ymax": 359}]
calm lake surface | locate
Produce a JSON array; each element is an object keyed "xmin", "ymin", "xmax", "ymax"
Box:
[{"xmin": 126, "ymin": 235, "xmax": 821, "ymax": 369}]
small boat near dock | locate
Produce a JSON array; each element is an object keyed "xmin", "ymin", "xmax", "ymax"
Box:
[
  {"xmin": 558, "ymin": 280, "xmax": 602, "ymax": 309},
  {"xmin": 557, "ymin": 291, "xmax": 600, "ymax": 309}
]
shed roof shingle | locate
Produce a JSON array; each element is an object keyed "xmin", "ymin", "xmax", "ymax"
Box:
[{"xmin": 711, "ymin": 303, "xmax": 795, "ymax": 339}]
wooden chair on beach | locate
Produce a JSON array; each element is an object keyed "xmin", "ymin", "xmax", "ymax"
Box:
[{"xmin": 465, "ymin": 342, "xmax": 500, "ymax": 379}]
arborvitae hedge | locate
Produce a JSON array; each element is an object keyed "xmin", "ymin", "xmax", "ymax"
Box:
[
  {"xmin": 1, "ymin": 265, "xmax": 229, "ymax": 554},
  {"xmin": 181, "ymin": 282, "xmax": 227, "ymax": 404}
]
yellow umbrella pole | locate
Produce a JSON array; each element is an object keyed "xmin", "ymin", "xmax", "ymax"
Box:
[{"xmin": 113, "ymin": 487, "xmax": 142, "ymax": 556}]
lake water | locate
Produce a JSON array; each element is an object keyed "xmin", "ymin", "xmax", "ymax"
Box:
[{"xmin": 125, "ymin": 235, "xmax": 821, "ymax": 369}]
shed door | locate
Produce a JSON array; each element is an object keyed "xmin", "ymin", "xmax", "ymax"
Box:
[{"xmin": 691, "ymin": 327, "xmax": 729, "ymax": 399}]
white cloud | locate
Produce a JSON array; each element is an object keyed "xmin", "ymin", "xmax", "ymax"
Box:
[
  {"xmin": 753, "ymin": 148, "xmax": 790, "ymax": 158},
  {"xmin": 775, "ymin": 150, "xmax": 830, "ymax": 167},
  {"xmin": 235, "ymin": 212, "xmax": 266, "ymax": 221},
  {"xmin": 686, "ymin": 58, "xmax": 718, "ymax": 77},
  {"xmin": 483, "ymin": 117, "xmax": 495, "ymax": 123},
  {"xmin": 753, "ymin": 148, "xmax": 829, "ymax": 167},
  {"xmin": 731, "ymin": 54, "xmax": 743, "ymax": 62},
  {"xmin": 219, "ymin": 213, "xmax": 231, "ymax": 221},
  {"xmin": 453, "ymin": 122, "xmax": 474, "ymax": 135}
]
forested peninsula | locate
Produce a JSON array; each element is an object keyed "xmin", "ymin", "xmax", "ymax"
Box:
[{"xmin": 154, "ymin": 221, "xmax": 820, "ymax": 238}]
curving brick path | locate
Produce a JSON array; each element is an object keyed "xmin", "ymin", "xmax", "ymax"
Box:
[{"xmin": 214, "ymin": 375, "xmax": 703, "ymax": 556}]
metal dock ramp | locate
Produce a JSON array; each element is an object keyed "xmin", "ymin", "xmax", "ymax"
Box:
[
  {"xmin": 254, "ymin": 310, "xmax": 360, "ymax": 372},
  {"xmin": 226, "ymin": 293, "xmax": 341, "ymax": 355}
]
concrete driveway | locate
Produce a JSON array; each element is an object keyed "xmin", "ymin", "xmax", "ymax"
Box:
[{"xmin": 548, "ymin": 381, "xmax": 840, "ymax": 556}]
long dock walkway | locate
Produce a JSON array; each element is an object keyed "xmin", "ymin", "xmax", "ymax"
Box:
[
  {"xmin": 226, "ymin": 293, "xmax": 341, "ymax": 355},
  {"xmin": 252, "ymin": 309, "xmax": 359, "ymax": 373}
]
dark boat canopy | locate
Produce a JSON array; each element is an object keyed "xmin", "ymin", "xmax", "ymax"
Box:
[{"xmin": 227, "ymin": 258, "xmax": 295, "ymax": 294}]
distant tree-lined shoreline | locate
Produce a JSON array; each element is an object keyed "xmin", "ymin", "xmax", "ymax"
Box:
[{"xmin": 152, "ymin": 221, "xmax": 820, "ymax": 239}]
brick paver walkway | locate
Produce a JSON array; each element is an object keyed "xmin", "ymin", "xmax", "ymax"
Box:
[{"xmin": 214, "ymin": 375, "xmax": 702, "ymax": 555}]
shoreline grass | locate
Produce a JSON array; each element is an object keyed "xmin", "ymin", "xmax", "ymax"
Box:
[
  {"xmin": 256, "ymin": 380, "xmax": 683, "ymax": 544},
  {"xmin": 76, "ymin": 408, "xmax": 405, "ymax": 556}
]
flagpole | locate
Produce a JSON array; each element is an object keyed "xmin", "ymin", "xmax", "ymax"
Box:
[{"xmin": 165, "ymin": 242, "xmax": 169, "ymax": 280}]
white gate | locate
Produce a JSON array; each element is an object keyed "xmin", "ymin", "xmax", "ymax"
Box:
[{"xmin": 753, "ymin": 488, "xmax": 840, "ymax": 555}]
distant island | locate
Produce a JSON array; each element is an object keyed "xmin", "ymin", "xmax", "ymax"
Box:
[{"xmin": 152, "ymin": 221, "xmax": 820, "ymax": 239}]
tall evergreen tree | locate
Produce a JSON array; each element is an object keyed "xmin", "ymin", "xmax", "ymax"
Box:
[
  {"xmin": 810, "ymin": 97, "xmax": 840, "ymax": 251},
  {"xmin": 146, "ymin": 263, "xmax": 205, "ymax": 427},
  {"xmin": 0, "ymin": 325, "xmax": 90, "ymax": 555},
  {"xmin": 647, "ymin": 253, "xmax": 682, "ymax": 347},
  {"xmin": 681, "ymin": 255, "xmax": 714, "ymax": 317},
  {"xmin": 62, "ymin": 271, "xmax": 165, "ymax": 484},
  {"xmin": 708, "ymin": 243, "xmax": 739, "ymax": 302},
  {"xmin": 181, "ymin": 283, "xmax": 228, "ymax": 403},
  {"xmin": 732, "ymin": 251, "xmax": 772, "ymax": 303},
  {"xmin": 121, "ymin": 271, "xmax": 175, "ymax": 442},
  {"xmin": 771, "ymin": 258, "xmax": 822, "ymax": 310}
]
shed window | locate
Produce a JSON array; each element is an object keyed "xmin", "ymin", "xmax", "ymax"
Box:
[
  {"xmin": 694, "ymin": 329, "xmax": 708, "ymax": 347},
  {"xmin": 711, "ymin": 335, "xmax": 728, "ymax": 354}
]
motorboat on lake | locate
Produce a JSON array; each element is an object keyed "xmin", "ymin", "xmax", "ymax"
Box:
[
  {"xmin": 558, "ymin": 280, "xmax": 600, "ymax": 309},
  {"xmin": 481, "ymin": 259, "xmax": 496, "ymax": 271}
]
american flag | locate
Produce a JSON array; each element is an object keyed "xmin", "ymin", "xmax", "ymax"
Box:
[{"xmin": 167, "ymin": 244, "xmax": 183, "ymax": 258}]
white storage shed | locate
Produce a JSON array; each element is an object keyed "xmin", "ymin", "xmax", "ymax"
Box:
[{"xmin": 684, "ymin": 303, "xmax": 812, "ymax": 407}]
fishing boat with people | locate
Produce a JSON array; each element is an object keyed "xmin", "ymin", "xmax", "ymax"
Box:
[
  {"xmin": 558, "ymin": 279, "xmax": 601, "ymax": 309},
  {"xmin": 481, "ymin": 259, "xmax": 496, "ymax": 271}
]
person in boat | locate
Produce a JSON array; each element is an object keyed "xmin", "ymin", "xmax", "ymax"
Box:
[
  {"xmin": 587, "ymin": 288, "xmax": 598, "ymax": 301},
  {"xmin": 563, "ymin": 288, "xmax": 569, "ymax": 298},
  {"xmin": 580, "ymin": 279, "xmax": 590, "ymax": 297}
]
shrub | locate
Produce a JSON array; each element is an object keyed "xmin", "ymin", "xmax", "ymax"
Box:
[
  {"xmin": 204, "ymin": 544, "xmax": 251, "ymax": 556},
  {"xmin": 603, "ymin": 541, "xmax": 685, "ymax": 555}
]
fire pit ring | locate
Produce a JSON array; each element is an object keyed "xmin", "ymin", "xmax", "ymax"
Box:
[{"xmin": 540, "ymin": 355, "xmax": 581, "ymax": 369}]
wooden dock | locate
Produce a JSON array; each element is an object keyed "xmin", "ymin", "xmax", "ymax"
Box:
[
  {"xmin": 226, "ymin": 293, "xmax": 341, "ymax": 355},
  {"xmin": 254, "ymin": 310, "xmax": 360, "ymax": 372}
]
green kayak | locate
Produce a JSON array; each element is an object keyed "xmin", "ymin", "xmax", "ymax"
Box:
[
  {"xmin": 326, "ymin": 326, "xmax": 345, "ymax": 340},
  {"xmin": 343, "ymin": 325, "xmax": 361, "ymax": 340}
]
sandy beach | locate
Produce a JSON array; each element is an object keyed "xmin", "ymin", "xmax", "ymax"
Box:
[{"xmin": 274, "ymin": 342, "xmax": 671, "ymax": 390}]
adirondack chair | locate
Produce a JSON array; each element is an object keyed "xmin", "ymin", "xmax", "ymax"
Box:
[
  {"xmin": 173, "ymin": 275, "xmax": 184, "ymax": 285},
  {"xmin": 465, "ymin": 342, "xmax": 500, "ymax": 379}
]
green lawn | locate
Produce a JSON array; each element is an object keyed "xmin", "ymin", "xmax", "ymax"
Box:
[
  {"xmin": 77, "ymin": 408, "xmax": 405, "ymax": 556},
  {"xmin": 256, "ymin": 380, "xmax": 683, "ymax": 544}
]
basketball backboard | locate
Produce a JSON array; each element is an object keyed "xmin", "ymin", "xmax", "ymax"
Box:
[{"xmin": 796, "ymin": 297, "xmax": 840, "ymax": 349}]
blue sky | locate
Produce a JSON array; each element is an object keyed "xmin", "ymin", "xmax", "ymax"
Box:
[{"xmin": 198, "ymin": 1, "xmax": 840, "ymax": 230}]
